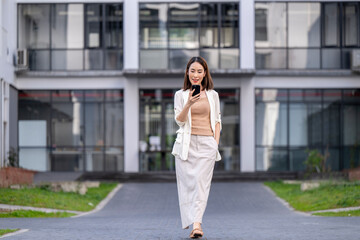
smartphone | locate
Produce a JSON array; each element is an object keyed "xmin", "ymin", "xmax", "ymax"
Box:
[{"xmin": 192, "ymin": 85, "xmax": 200, "ymax": 96}]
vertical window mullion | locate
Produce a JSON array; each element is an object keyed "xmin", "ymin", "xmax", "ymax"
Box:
[
  {"xmin": 103, "ymin": 4, "xmax": 106, "ymax": 70},
  {"xmin": 49, "ymin": 4, "xmax": 52, "ymax": 71},
  {"xmin": 218, "ymin": 3, "xmax": 221, "ymax": 68}
]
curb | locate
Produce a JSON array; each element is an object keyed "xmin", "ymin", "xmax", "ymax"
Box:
[
  {"xmin": 310, "ymin": 206, "xmax": 360, "ymax": 214},
  {"xmin": 0, "ymin": 183, "xmax": 123, "ymax": 217},
  {"xmin": 0, "ymin": 229, "xmax": 29, "ymax": 239},
  {"xmin": 0, "ymin": 204, "xmax": 82, "ymax": 215},
  {"xmin": 262, "ymin": 185, "xmax": 312, "ymax": 217},
  {"xmin": 72, "ymin": 183, "xmax": 123, "ymax": 218}
]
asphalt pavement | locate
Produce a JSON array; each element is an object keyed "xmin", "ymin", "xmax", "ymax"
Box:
[{"xmin": 1, "ymin": 182, "xmax": 359, "ymax": 240}]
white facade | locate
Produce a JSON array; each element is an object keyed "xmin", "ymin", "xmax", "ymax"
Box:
[{"xmin": 1, "ymin": 0, "xmax": 360, "ymax": 172}]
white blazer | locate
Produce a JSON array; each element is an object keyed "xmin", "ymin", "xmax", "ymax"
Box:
[{"xmin": 171, "ymin": 89, "xmax": 222, "ymax": 161}]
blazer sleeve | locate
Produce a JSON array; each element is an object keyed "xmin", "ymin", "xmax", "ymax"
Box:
[
  {"xmin": 174, "ymin": 90, "xmax": 186, "ymax": 127},
  {"xmin": 214, "ymin": 91, "xmax": 222, "ymax": 131}
]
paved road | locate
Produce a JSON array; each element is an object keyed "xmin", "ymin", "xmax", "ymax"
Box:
[{"xmin": 1, "ymin": 182, "xmax": 359, "ymax": 239}]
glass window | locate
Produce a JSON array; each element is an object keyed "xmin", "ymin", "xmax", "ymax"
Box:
[
  {"xmin": 169, "ymin": 3, "xmax": 199, "ymax": 49},
  {"xmin": 256, "ymin": 49, "xmax": 286, "ymax": 69},
  {"xmin": 289, "ymin": 103, "xmax": 308, "ymax": 146},
  {"xmin": 169, "ymin": 49, "xmax": 199, "ymax": 69},
  {"xmin": 18, "ymin": 5, "xmax": 50, "ymax": 49},
  {"xmin": 105, "ymin": 50, "xmax": 123, "ymax": 70},
  {"xmin": 256, "ymin": 148, "xmax": 288, "ymax": 171},
  {"xmin": 200, "ymin": 49, "xmax": 219, "ymax": 69},
  {"xmin": 288, "ymin": 49, "xmax": 320, "ymax": 69},
  {"xmin": 288, "ymin": 3, "xmax": 320, "ymax": 47},
  {"xmin": 51, "ymin": 4, "xmax": 84, "ymax": 49},
  {"xmin": 51, "ymin": 50, "xmax": 83, "ymax": 70},
  {"xmin": 85, "ymin": 103, "xmax": 104, "ymax": 147},
  {"xmin": 343, "ymin": 3, "xmax": 358, "ymax": 46},
  {"xmin": 221, "ymin": 3, "xmax": 239, "ymax": 48},
  {"xmin": 140, "ymin": 3, "xmax": 168, "ymax": 49},
  {"xmin": 85, "ymin": 49, "xmax": 104, "ymax": 70},
  {"xmin": 140, "ymin": 50, "xmax": 168, "ymax": 69},
  {"xmin": 255, "ymin": 3, "xmax": 287, "ymax": 48},
  {"xmin": 256, "ymin": 102, "xmax": 287, "ymax": 146},
  {"xmin": 29, "ymin": 50, "xmax": 50, "ymax": 71},
  {"xmin": 51, "ymin": 103, "xmax": 84, "ymax": 146},
  {"xmin": 220, "ymin": 49, "xmax": 239, "ymax": 69},
  {"xmin": 324, "ymin": 3, "xmax": 339, "ymax": 47},
  {"xmin": 86, "ymin": 4, "xmax": 103, "ymax": 48},
  {"xmin": 105, "ymin": 4, "xmax": 123, "ymax": 48},
  {"xmin": 200, "ymin": 4, "xmax": 218, "ymax": 48},
  {"xmin": 322, "ymin": 49, "xmax": 341, "ymax": 69}
]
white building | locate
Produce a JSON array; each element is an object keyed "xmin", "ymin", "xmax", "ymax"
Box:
[{"xmin": 1, "ymin": 0, "xmax": 360, "ymax": 173}]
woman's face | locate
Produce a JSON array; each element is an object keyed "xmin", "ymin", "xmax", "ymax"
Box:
[{"xmin": 188, "ymin": 62, "xmax": 206, "ymax": 87}]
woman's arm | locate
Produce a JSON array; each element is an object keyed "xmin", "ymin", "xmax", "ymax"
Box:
[
  {"xmin": 214, "ymin": 122, "xmax": 220, "ymax": 145},
  {"xmin": 175, "ymin": 89, "xmax": 200, "ymax": 123}
]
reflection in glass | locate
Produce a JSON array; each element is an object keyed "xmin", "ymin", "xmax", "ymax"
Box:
[
  {"xmin": 105, "ymin": 147, "xmax": 124, "ymax": 171},
  {"xmin": 85, "ymin": 49, "xmax": 104, "ymax": 70},
  {"xmin": 308, "ymin": 104, "xmax": 322, "ymax": 146},
  {"xmin": 289, "ymin": 148, "xmax": 307, "ymax": 171},
  {"xmin": 255, "ymin": 3, "xmax": 287, "ymax": 48},
  {"xmin": 85, "ymin": 103, "xmax": 105, "ymax": 147},
  {"xmin": 105, "ymin": 102, "xmax": 124, "ymax": 146},
  {"xmin": 86, "ymin": 4, "xmax": 103, "ymax": 48},
  {"xmin": 344, "ymin": 4, "xmax": 358, "ymax": 46},
  {"xmin": 289, "ymin": 103, "xmax": 308, "ymax": 146},
  {"xmin": 288, "ymin": 3, "xmax": 320, "ymax": 47},
  {"xmin": 256, "ymin": 102, "xmax": 288, "ymax": 146},
  {"xmin": 201, "ymin": 49, "xmax": 219, "ymax": 69},
  {"xmin": 140, "ymin": 50, "xmax": 168, "ymax": 69},
  {"xmin": 169, "ymin": 3, "xmax": 199, "ymax": 49},
  {"xmin": 323, "ymin": 90, "xmax": 342, "ymax": 102},
  {"xmin": 220, "ymin": 49, "xmax": 239, "ymax": 69},
  {"xmin": 322, "ymin": 49, "xmax": 341, "ymax": 69},
  {"xmin": 221, "ymin": 3, "xmax": 239, "ymax": 48},
  {"xmin": 256, "ymin": 49, "xmax": 286, "ymax": 69},
  {"xmin": 256, "ymin": 147, "xmax": 288, "ymax": 171},
  {"xmin": 51, "ymin": 4, "xmax": 84, "ymax": 49},
  {"xmin": 170, "ymin": 50, "xmax": 199, "ymax": 69},
  {"xmin": 323, "ymin": 104, "xmax": 340, "ymax": 146},
  {"xmin": 29, "ymin": 50, "xmax": 50, "ymax": 71},
  {"xmin": 51, "ymin": 50, "xmax": 83, "ymax": 70},
  {"xmin": 288, "ymin": 49, "xmax": 320, "ymax": 69},
  {"xmin": 18, "ymin": 5, "xmax": 50, "ymax": 49},
  {"xmin": 200, "ymin": 4, "xmax": 218, "ymax": 48},
  {"xmin": 140, "ymin": 3, "xmax": 168, "ymax": 48},
  {"xmin": 343, "ymin": 105, "xmax": 360, "ymax": 145},
  {"xmin": 105, "ymin": 50, "xmax": 122, "ymax": 70},
  {"xmin": 51, "ymin": 147, "xmax": 84, "ymax": 171},
  {"xmin": 105, "ymin": 4, "xmax": 123, "ymax": 48},
  {"xmin": 51, "ymin": 103, "xmax": 84, "ymax": 146},
  {"xmin": 324, "ymin": 3, "xmax": 339, "ymax": 47}
]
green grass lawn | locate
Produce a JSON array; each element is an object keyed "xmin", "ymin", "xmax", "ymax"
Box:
[
  {"xmin": 0, "ymin": 210, "xmax": 75, "ymax": 218},
  {"xmin": 264, "ymin": 180, "xmax": 360, "ymax": 212},
  {"xmin": 0, "ymin": 229, "xmax": 19, "ymax": 236},
  {"xmin": 313, "ymin": 209, "xmax": 360, "ymax": 217},
  {"xmin": 0, "ymin": 183, "xmax": 117, "ymax": 212}
]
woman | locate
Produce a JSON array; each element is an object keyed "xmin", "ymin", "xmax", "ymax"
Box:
[{"xmin": 172, "ymin": 56, "xmax": 222, "ymax": 238}]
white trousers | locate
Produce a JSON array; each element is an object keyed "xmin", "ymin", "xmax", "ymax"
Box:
[{"xmin": 175, "ymin": 134, "xmax": 217, "ymax": 229}]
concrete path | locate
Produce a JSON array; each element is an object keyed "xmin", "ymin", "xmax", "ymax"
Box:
[{"xmin": 1, "ymin": 182, "xmax": 359, "ymax": 239}]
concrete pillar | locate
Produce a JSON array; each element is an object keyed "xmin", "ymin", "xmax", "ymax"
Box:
[
  {"xmin": 124, "ymin": 78, "xmax": 139, "ymax": 172},
  {"xmin": 240, "ymin": 0, "xmax": 255, "ymax": 70},
  {"xmin": 123, "ymin": 0, "xmax": 139, "ymax": 69},
  {"xmin": 240, "ymin": 78, "xmax": 255, "ymax": 172}
]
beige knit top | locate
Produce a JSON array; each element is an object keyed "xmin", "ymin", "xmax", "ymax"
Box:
[{"xmin": 191, "ymin": 97, "xmax": 214, "ymax": 136}]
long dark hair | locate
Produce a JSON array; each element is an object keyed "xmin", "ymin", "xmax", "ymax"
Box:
[{"xmin": 182, "ymin": 56, "xmax": 214, "ymax": 91}]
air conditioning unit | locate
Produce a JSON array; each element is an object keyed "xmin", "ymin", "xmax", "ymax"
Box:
[
  {"xmin": 351, "ymin": 49, "xmax": 360, "ymax": 72},
  {"xmin": 17, "ymin": 49, "xmax": 28, "ymax": 68}
]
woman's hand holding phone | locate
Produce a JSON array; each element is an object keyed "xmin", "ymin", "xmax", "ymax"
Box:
[{"xmin": 187, "ymin": 88, "xmax": 201, "ymax": 107}]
